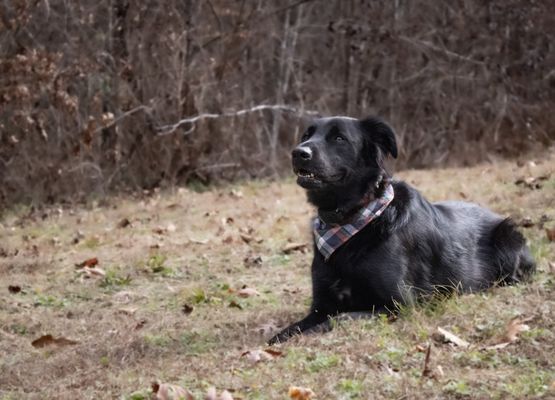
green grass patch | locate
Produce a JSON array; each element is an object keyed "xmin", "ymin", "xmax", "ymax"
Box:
[{"xmin": 99, "ymin": 267, "xmax": 132, "ymax": 289}]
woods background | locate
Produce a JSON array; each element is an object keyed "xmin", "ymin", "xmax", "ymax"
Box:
[{"xmin": 1, "ymin": 0, "xmax": 554, "ymax": 208}]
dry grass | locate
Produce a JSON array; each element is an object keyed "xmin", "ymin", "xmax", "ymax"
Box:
[{"xmin": 1, "ymin": 154, "xmax": 554, "ymax": 400}]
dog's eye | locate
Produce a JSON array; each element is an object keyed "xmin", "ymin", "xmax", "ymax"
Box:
[
  {"xmin": 335, "ymin": 135, "xmax": 345, "ymax": 142},
  {"xmin": 301, "ymin": 126, "xmax": 316, "ymax": 142}
]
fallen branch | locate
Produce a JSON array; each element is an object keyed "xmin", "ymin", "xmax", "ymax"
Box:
[
  {"xmin": 156, "ymin": 104, "xmax": 320, "ymax": 136},
  {"xmin": 94, "ymin": 105, "xmax": 151, "ymax": 134}
]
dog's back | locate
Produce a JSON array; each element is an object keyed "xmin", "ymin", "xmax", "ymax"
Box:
[{"xmin": 430, "ymin": 198, "xmax": 535, "ymax": 290}]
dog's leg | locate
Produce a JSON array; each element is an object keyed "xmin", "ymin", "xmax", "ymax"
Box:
[
  {"xmin": 268, "ymin": 310, "xmax": 331, "ymax": 345},
  {"xmin": 268, "ymin": 309, "xmax": 389, "ymax": 344}
]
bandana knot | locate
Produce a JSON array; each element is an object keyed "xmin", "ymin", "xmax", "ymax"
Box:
[{"xmin": 313, "ymin": 183, "xmax": 394, "ymax": 260}]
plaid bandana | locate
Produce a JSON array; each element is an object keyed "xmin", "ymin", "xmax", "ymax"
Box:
[{"xmin": 313, "ymin": 183, "xmax": 394, "ymax": 260}]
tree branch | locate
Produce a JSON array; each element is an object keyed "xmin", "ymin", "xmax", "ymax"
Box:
[{"xmin": 156, "ymin": 104, "xmax": 320, "ymax": 136}]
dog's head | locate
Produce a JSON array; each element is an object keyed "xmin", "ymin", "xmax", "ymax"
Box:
[{"xmin": 292, "ymin": 116, "xmax": 397, "ymax": 192}]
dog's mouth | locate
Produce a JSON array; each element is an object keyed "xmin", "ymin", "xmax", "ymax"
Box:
[
  {"xmin": 295, "ymin": 168, "xmax": 323, "ymax": 187},
  {"xmin": 294, "ymin": 168, "xmax": 345, "ymax": 188}
]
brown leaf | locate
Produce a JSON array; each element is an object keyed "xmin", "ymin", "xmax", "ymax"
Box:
[
  {"xmin": 75, "ymin": 257, "xmax": 98, "ymax": 268},
  {"xmin": 288, "ymin": 386, "xmax": 316, "ymax": 400},
  {"xmin": 182, "ymin": 304, "xmax": 194, "ymax": 315},
  {"xmin": 134, "ymin": 319, "xmax": 147, "ymax": 330},
  {"xmin": 421, "ymin": 343, "xmax": 432, "ymax": 378},
  {"xmin": 31, "ymin": 334, "xmax": 78, "ymax": 348},
  {"xmin": 484, "ymin": 316, "xmax": 533, "ymax": 350},
  {"xmin": 435, "ymin": 327, "xmax": 470, "ymax": 348},
  {"xmin": 263, "ymin": 348, "xmax": 284, "ymax": 357},
  {"xmin": 504, "ymin": 316, "xmax": 531, "ymax": 343},
  {"xmin": 239, "ymin": 233, "xmax": 254, "ymax": 243},
  {"xmin": 241, "ymin": 348, "xmax": 283, "ymax": 363},
  {"xmin": 152, "ymin": 382, "xmax": 194, "ymax": 400},
  {"xmin": 546, "ymin": 227, "xmax": 555, "ymax": 242},
  {"xmin": 237, "ymin": 287, "xmax": 260, "ymax": 298},
  {"xmin": 8, "ymin": 285, "xmax": 21, "ymax": 294},
  {"xmin": 282, "ymin": 242, "xmax": 308, "ymax": 254},
  {"xmin": 228, "ymin": 300, "xmax": 243, "ymax": 310},
  {"xmin": 117, "ymin": 218, "xmax": 131, "ymax": 228}
]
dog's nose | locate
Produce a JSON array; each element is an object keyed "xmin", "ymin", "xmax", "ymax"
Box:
[{"xmin": 292, "ymin": 146, "xmax": 312, "ymax": 161}]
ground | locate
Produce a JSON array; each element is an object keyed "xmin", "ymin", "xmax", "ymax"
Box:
[{"xmin": 1, "ymin": 154, "xmax": 554, "ymax": 400}]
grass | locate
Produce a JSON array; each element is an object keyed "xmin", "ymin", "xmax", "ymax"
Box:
[{"xmin": 0, "ymin": 154, "xmax": 554, "ymax": 399}]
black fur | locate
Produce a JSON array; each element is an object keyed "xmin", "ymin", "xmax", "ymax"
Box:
[{"xmin": 268, "ymin": 116, "xmax": 535, "ymax": 344}]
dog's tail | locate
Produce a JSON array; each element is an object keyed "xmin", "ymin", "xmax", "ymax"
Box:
[{"xmin": 490, "ymin": 218, "xmax": 536, "ymax": 285}]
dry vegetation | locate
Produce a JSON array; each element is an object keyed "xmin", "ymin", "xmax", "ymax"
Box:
[
  {"xmin": 1, "ymin": 0, "xmax": 554, "ymax": 207},
  {"xmin": 1, "ymin": 153, "xmax": 554, "ymax": 399}
]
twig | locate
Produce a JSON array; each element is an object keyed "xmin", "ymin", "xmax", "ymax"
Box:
[
  {"xmin": 422, "ymin": 343, "xmax": 432, "ymax": 377},
  {"xmin": 94, "ymin": 105, "xmax": 150, "ymax": 134},
  {"xmin": 194, "ymin": 163, "xmax": 240, "ymax": 171},
  {"xmin": 399, "ymin": 36, "xmax": 484, "ymax": 66},
  {"xmin": 156, "ymin": 104, "xmax": 320, "ymax": 136}
]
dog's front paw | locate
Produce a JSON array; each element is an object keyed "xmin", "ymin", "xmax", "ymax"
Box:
[{"xmin": 267, "ymin": 327, "xmax": 300, "ymax": 345}]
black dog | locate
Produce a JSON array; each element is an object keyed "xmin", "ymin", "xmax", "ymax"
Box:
[{"xmin": 268, "ymin": 116, "xmax": 535, "ymax": 344}]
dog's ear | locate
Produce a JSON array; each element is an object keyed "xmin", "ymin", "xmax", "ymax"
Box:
[{"xmin": 359, "ymin": 117, "xmax": 398, "ymax": 159}]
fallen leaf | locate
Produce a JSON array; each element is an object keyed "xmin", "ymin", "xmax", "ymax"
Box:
[
  {"xmin": 483, "ymin": 316, "xmax": 533, "ymax": 350},
  {"xmin": 78, "ymin": 266, "xmax": 106, "ymax": 278},
  {"xmin": 205, "ymin": 387, "xmax": 233, "ymax": 400},
  {"xmin": 117, "ymin": 307, "xmax": 137, "ymax": 316},
  {"xmin": 8, "ymin": 285, "xmax": 21, "ymax": 294},
  {"xmin": 485, "ymin": 342, "xmax": 511, "ymax": 350},
  {"xmin": 206, "ymin": 387, "xmax": 217, "ymax": 400},
  {"xmin": 241, "ymin": 348, "xmax": 283, "ymax": 363},
  {"xmin": 182, "ymin": 304, "xmax": 194, "ymax": 315},
  {"xmin": 75, "ymin": 257, "xmax": 98, "ymax": 268},
  {"xmin": 546, "ymin": 227, "xmax": 555, "ymax": 242},
  {"xmin": 421, "ymin": 343, "xmax": 433, "ymax": 378},
  {"xmin": 435, "ymin": 327, "xmax": 470, "ymax": 348},
  {"xmin": 134, "ymin": 319, "xmax": 147, "ymax": 330},
  {"xmin": 220, "ymin": 391, "xmax": 233, "ymax": 400},
  {"xmin": 240, "ymin": 233, "xmax": 254, "ymax": 243},
  {"xmin": 230, "ymin": 189, "xmax": 243, "ymax": 198},
  {"xmin": 117, "ymin": 218, "xmax": 131, "ymax": 228},
  {"xmin": 504, "ymin": 316, "xmax": 531, "ymax": 342},
  {"xmin": 31, "ymin": 334, "xmax": 78, "ymax": 348},
  {"xmin": 282, "ymin": 242, "xmax": 308, "ymax": 254},
  {"xmin": 228, "ymin": 300, "xmax": 243, "ymax": 310},
  {"xmin": 237, "ymin": 287, "xmax": 260, "ymax": 298},
  {"xmin": 152, "ymin": 382, "xmax": 194, "ymax": 400},
  {"xmin": 189, "ymin": 237, "xmax": 209, "ymax": 245},
  {"xmin": 288, "ymin": 386, "xmax": 315, "ymax": 400}
]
